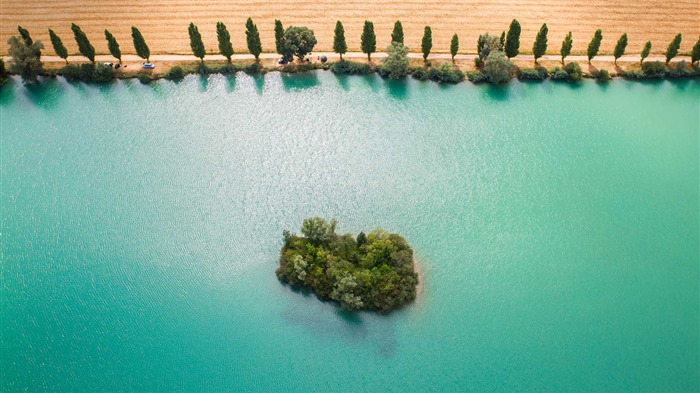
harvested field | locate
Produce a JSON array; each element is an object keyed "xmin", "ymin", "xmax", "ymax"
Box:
[{"xmin": 2, "ymin": 0, "xmax": 698, "ymax": 57}]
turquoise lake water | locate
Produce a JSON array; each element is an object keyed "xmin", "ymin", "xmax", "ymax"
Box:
[{"xmin": 1, "ymin": 72, "xmax": 699, "ymax": 392}]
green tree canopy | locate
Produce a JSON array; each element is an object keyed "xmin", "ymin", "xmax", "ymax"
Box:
[
  {"xmin": 505, "ymin": 19, "xmax": 521, "ymax": 58},
  {"xmin": 477, "ymin": 33, "xmax": 499, "ymax": 60},
  {"xmin": 613, "ymin": 33, "xmax": 627, "ymax": 64},
  {"xmin": 104, "ymin": 29, "xmax": 121, "ymax": 63},
  {"xmin": 280, "ymin": 26, "xmax": 317, "ymax": 61},
  {"xmin": 421, "ymin": 26, "xmax": 432, "ymax": 61},
  {"xmin": 532, "ymin": 23, "xmax": 548, "ymax": 62},
  {"xmin": 300, "ymin": 217, "xmax": 337, "ymax": 244},
  {"xmin": 188, "ymin": 22, "xmax": 206, "ymax": 62},
  {"xmin": 587, "ymin": 29, "xmax": 603, "ymax": 62},
  {"xmin": 217, "ymin": 22, "xmax": 234, "ymax": 62},
  {"xmin": 691, "ymin": 36, "xmax": 700, "ymax": 65},
  {"xmin": 665, "ymin": 33, "xmax": 682, "ymax": 64},
  {"xmin": 499, "ymin": 31, "xmax": 505, "ymax": 51},
  {"xmin": 484, "ymin": 50, "xmax": 514, "ymax": 84},
  {"xmin": 49, "ymin": 29, "xmax": 69, "ymax": 63},
  {"xmin": 131, "ymin": 26, "xmax": 150, "ymax": 62},
  {"xmin": 7, "ymin": 35, "xmax": 44, "ymax": 82},
  {"xmin": 560, "ymin": 31, "xmax": 573, "ymax": 64},
  {"xmin": 450, "ymin": 33, "xmax": 459, "ymax": 61},
  {"xmin": 381, "ymin": 41, "xmax": 409, "ymax": 79},
  {"xmin": 361, "ymin": 20, "xmax": 376, "ymax": 61},
  {"xmin": 640, "ymin": 41, "xmax": 652, "ymax": 65},
  {"xmin": 333, "ymin": 21, "xmax": 347, "ymax": 60},
  {"xmin": 391, "ymin": 20, "xmax": 404, "ymax": 44},
  {"xmin": 274, "ymin": 20, "xmax": 284, "ymax": 55},
  {"xmin": 18, "ymin": 26, "xmax": 33, "ymax": 45},
  {"xmin": 71, "ymin": 23, "xmax": 95, "ymax": 63},
  {"xmin": 245, "ymin": 17, "xmax": 263, "ymax": 60}
]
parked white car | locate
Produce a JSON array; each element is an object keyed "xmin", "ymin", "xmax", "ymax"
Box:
[{"xmin": 142, "ymin": 63, "xmax": 155, "ymax": 69}]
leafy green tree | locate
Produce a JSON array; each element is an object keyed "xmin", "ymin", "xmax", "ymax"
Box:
[
  {"xmin": 281, "ymin": 26, "xmax": 317, "ymax": 61},
  {"xmin": 560, "ymin": 31, "xmax": 573, "ymax": 64},
  {"xmin": 477, "ymin": 33, "xmax": 499, "ymax": 60},
  {"xmin": 274, "ymin": 20, "xmax": 284, "ymax": 55},
  {"xmin": 361, "ymin": 20, "xmax": 376, "ymax": 61},
  {"xmin": 49, "ymin": 29, "xmax": 69, "ymax": 63},
  {"xmin": 665, "ymin": 33, "xmax": 682, "ymax": 64},
  {"xmin": 71, "ymin": 23, "xmax": 95, "ymax": 63},
  {"xmin": 18, "ymin": 26, "xmax": 33, "ymax": 45},
  {"xmin": 331, "ymin": 273, "xmax": 363, "ymax": 310},
  {"xmin": 300, "ymin": 217, "xmax": 337, "ymax": 244},
  {"xmin": 587, "ymin": 29, "xmax": 603, "ymax": 63},
  {"xmin": 7, "ymin": 35, "xmax": 44, "ymax": 82},
  {"xmin": 691, "ymin": 37, "xmax": 700, "ymax": 65},
  {"xmin": 188, "ymin": 22, "xmax": 206, "ymax": 63},
  {"xmin": 484, "ymin": 50, "xmax": 514, "ymax": 84},
  {"xmin": 640, "ymin": 41, "xmax": 651, "ymax": 65},
  {"xmin": 450, "ymin": 33, "xmax": 459, "ymax": 62},
  {"xmin": 499, "ymin": 31, "xmax": 505, "ymax": 51},
  {"xmin": 131, "ymin": 26, "xmax": 150, "ymax": 62},
  {"xmin": 613, "ymin": 33, "xmax": 627, "ymax": 64},
  {"xmin": 333, "ymin": 21, "xmax": 347, "ymax": 60},
  {"xmin": 391, "ymin": 20, "xmax": 404, "ymax": 44},
  {"xmin": 103, "ymin": 30, "xmax": 121, "ymax": 63},
  {"xmin": 217, "ymin": 22, "xmax": 234, "ymax": 62},
  {"xmin": 357, "ymin": 231, "xmax": 367, "ymax": 247},
  {"xmin": 505, "ymin": 19, "xmax": 521, "ymax": 58},
  {"xmin": 421, "ymin": 26, "xmax": 432, "ymax": 61},
  {"xmin": 245, "ymin": 17, "xmax": 263, "ymax": 61},
  {"xmin": 381, "ymin": 42, "xmax": 409, "ymax": 79},
  {"xmin": 532, "ymin": 23, "xmax": 548, "ymax": 63}
]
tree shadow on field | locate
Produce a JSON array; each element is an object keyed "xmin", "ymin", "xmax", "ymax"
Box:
[{"xmin": 280, "ymin": 71, "xmax": 320, "ymax": 92}]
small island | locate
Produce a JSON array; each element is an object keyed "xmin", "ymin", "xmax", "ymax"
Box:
[{"xmin": 276, "ymin": 218, "xmax": 419, "ymax": 313}]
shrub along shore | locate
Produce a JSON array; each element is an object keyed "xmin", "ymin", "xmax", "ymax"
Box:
[{"xmin": 3, "ymin": 19, "xmax": 700, "ymax": 86}]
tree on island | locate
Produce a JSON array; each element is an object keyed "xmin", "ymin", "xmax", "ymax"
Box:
[
  {"xmin": 450, "ymin": 33, "xmax": 459, "ymax": 62},
  {"xmin": 505, "ymin": 19, "xmax": 520, "ymax": 58},
  {"xmin": 665, "ymin": 33, "xmax": 682, "ymax": 64},
  {"xmin": 7, "ymin": 35, "xmax": 44, "ymax": 82},
  {"xmin": 361, "ymin": 20, "xmax": 376, "ymax": 61},
  {"xmin": 333, "ymin": 21, "xmax": 347, "ymax": 60},
  {"xmin": 692, "ymin": 37, "xmax": 700, "ymax": 65},
  {"xmin": 587, "ymin": 29, "xmax": 603, "ymax": 63},
  {"xmin": 104, "ymin": 30, "xmax": 121, "ymax": 63},
  {"xmin": 71, "ymin": 23, "xmax": 95, "ymax": 63},
  {"xmin": 613, "ymin": 33, "xmax": 627, "ymax": 65},
  {"xmin": 274, "ymin": 20, "xmax": 284, "ymax": 55},
  {"xmin": 217, "ymin": 22, "xmax": 234, "ymax": 63},
  {"xmin": 640, "ymin": 41, "xmax": 651, "ymax": 65},
  {"xmin": 245, "ymin": 18, "xmax": 263, "ymax": 61},
  {"xmin": 49, "ymin": 29, "xmax": 69, "ymax": 64},
  {"xmin": 532, "ymin": 23, "xmax": 548, "ymax": 63},
  {"xmin": 560, "ymin": 31, "xmax": 573, "ymax": 64},
  {"xmin": 188, "ymin": 23, "xmax": 206, "ymax": 63},
  {"xmin": 277, "ymin": 218, "xmax": 418, "ymax": 313},
  {"xmin": 381, "ymin": 41, "xmax": 410, "ymax": 79},
  {"xmin": 392, "ymin": 20, "xmax": 404, "ymax": 44},
  {"xmin": 131, "ymin": 26, "xmax": 150, "ymax": 62},
  {"xmin": 281, "ymin": 26, "xmax": 317, "ymax": 62},
  {"xmin": 422, "ymin": 26, "xmax": 432, "ymax": 61}
]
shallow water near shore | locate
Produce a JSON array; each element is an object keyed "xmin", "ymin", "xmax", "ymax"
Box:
[{"xmin": 2, "ymin": 72, "xmax": 698, "ymax": 392}]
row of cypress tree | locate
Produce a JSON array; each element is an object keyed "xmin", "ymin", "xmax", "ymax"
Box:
[{"xmin": 29, "ymin": 20, "xmax": 700, "ymax": 66}]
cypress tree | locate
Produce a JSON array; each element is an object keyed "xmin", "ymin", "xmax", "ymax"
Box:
[
  {"xmin": 587, "ymin": 29, "xmax": 603, "ymax": 63},
  {"xmin": 640, "ymin": 41, "xmax": 651, "ymax": 65},
  {"xmin": 217, "ymin": 22, "xmax": 234, "ymax": 62},
  {"xmin": 131, "ymin": 26, "xmax": 150, "ymax": 62},
  {"xmin": 450, "ymin": 33, "xmax": 459, "ymax": 62},
  {"xmin": 71, "ymin": 23, "xmax": 95, "ymax": 63},
  {"xmin": 505, "ymin": 19, "xmax": 520, "ymax": 58},
  {"xmin": 245, "ymin": 18, "xmax": 263, "ymax": 61},
  {"xmin": 274, "ymin": 20, "xmax": 284, "ymax": 55},
  {"xmin": 49, "ymin": 29, "xmax": 69, "ymax": 63},
  {"xmin": 613, "ymin": 33, "xmax": 627, "ymax": 64},
  {"xmin": 104, "ymin": 30, "xmax": 121, "ymax": 63},
  {"xmin": 499, "ymin": 31, "xmax": 505, "ymax": 51},
  {"xmin": 188, "ymin": 22, "xmax": 206, "ymax": 63},
  {"xmin": 560, "ymin": 31, "xmax": 573, "ymax": 64},
  {"xmin": 361, "ymin": 20, "xmax": 376, "ymax": 61},
  {"xmin": 532, "ymin": 23, "xmax": 548, "ymax": 63},
  {"xmin": 665, "ymin": 33, "xmax": 682, "ymax": 64},
  {"xmin": 18, "ymin": 25, "xmax": 33, "ymax": 45},
  {"xmin": 691, "ymin": 36, "xmax": 700, "ymax": 65},
  {"xmin": 333, "ymin": 21, "xmax": 347, "ymax": 60},
  {"xmin": 421, "ymin": 26, "xmax": 432, "ymax": 61},
  {"xmin": 391, "ymin": 20, "xmax": 404, "ymax": 44}
]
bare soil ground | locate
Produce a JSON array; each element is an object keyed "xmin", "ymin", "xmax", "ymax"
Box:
[{"xmin": 2, "ymin": 0, "xmax": 698, "ymax": 57}]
